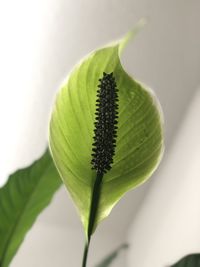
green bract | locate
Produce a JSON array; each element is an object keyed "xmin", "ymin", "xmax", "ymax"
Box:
[{"xmin": 49, "ymin": 29, "xmax": 164, "ymax": 236}]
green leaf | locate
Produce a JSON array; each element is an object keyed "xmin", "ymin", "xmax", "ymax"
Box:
[
  {"xmin": 95, "ymin": 244, "xmax": 128, "ymax": 267},
  {"xmin": 0, "ymin": 150, "xmax": 62, "ymax": 267},
  {"xmin": 171, "ymin": 254, "xmax": 200, "ymax": 266},
  {"xmin": 49, "ymin": 26, "xmax": 164, "ymax": 237}
]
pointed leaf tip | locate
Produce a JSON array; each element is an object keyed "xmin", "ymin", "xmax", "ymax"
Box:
[{"xmin": 118, "ymin": 18, "xmax": 147, "ymax": 56}]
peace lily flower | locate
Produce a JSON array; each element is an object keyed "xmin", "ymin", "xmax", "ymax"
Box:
[{"xmin": 49, "ymin": 21, "xmax": 164, "ymax": 267}]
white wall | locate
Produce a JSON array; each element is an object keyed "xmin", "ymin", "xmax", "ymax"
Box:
[
  {"xmin": 128, "ymin": 88, "xmax": 200, "ymax": 267},
  {"xmin": 12, "ymin": 219, "xmax": 126, "ymax": 267},
  {"xmin": 0, "ymin": 0, "xmax": 200, "ymax": 266}
]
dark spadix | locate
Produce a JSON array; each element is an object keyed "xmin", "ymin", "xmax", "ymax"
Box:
[{"xmin": 91, "ymin": 72, "xmax": 119, "ymax": 174}]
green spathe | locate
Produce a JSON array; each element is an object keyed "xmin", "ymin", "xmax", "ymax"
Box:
[{"xmin": 49, "ymin": 27, "xmax": 164, "ymax": 237}]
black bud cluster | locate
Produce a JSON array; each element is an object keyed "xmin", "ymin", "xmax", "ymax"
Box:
[{"xmin": 91, "ymin": 72, "xmax": 119, "ymax": 174}]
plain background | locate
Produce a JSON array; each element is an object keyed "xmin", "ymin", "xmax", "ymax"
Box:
[{"xmin": 0, "ymin": 0, "xmax": 200, "ymax": 266}]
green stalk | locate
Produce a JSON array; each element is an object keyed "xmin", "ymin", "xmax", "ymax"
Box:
[
  {"xmin": 82, "ymin": 242, "xmax": 90, "ymax": 267},
  {"xmin": 81, "ymin": 172, "xmax": 103, "ymax": 267}
]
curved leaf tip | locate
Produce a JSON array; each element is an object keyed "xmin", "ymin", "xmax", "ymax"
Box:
[{"xmin": 118, "ymin": 18, "xmax": 147, "ymax": 55}]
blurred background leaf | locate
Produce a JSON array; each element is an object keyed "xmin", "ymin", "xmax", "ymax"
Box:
[
  {"xmin": 0, "ymin": 150, "xmax": 62, "ymax": 267},
  {"xmin": 171, "ymin": 254, "xmax": 200, "ymax": 267},
  {"xmin": 95, "ymin": 244, "xmax": 128, "ymax": 267}
]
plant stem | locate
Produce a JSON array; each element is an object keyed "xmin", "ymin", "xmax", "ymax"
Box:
[
  {"xmin": 81, "ymin": 172, "xmax": 103, "ymax": 267},
  {"xmin": 82, "ymin": 241, "xmax": 90, "ymax": 267}
]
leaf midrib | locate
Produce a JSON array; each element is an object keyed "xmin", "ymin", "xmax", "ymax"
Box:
[{"xmin": 0, "ymin": 161, "xmax": 52, "ymax": 267}]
